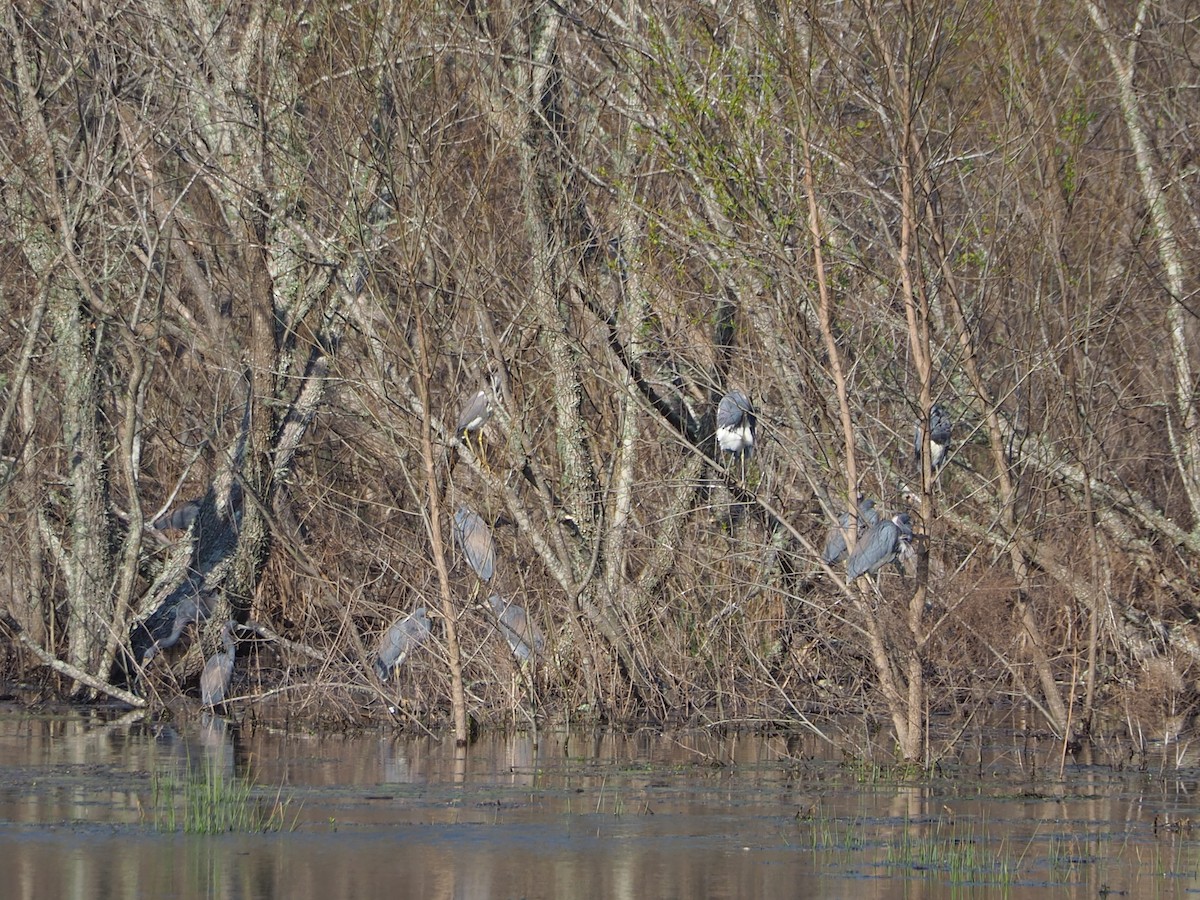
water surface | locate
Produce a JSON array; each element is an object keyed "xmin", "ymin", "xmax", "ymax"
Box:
[{"xmin": 1, "ymin": 711, "xmax": 1198, "ymax": 898}]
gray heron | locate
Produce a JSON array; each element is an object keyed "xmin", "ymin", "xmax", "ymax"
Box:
[
  {"xmin": 154, "ymin": 499, "xmax": 201, "ymax": 532},
  {"xmin": 457, "ymin": 388, "xmax": 492, "ymax": 455},
  {"xmin": 374, "ymin": 608, "xmax": 432, "ymax": 680},
  {"xmin": 715, "ymin": 389, "xmax": 756, "ymax": 457},
  {"xmin": 487, "ymin": 593, "xmax": 544, "ymax": 663},
  {"xmin": 454, "ymin": 505, "xmax": 496, "ymax": 582},
  {"xmin": 141, "ymin": 588, "xmax": 214, "ymax": 664},
  {"xmin": 846, "ymin": 513, "xmax": 915, "ymax": 580},
  {"xmin": 199, "ymin": 622, "xmax": 236, "ymax": 708},
  {"xmin": 914, "ymin": 404, "xmax": 952, "ymax": 472},
  {"xmin": 822, "ymin": 498, "xmax": 880, "ymax": 564}
]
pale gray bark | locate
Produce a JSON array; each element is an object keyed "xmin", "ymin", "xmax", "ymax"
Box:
[{"xmin": 1082, "ymin": 0, "xmax": 1200, "ymax": 526}]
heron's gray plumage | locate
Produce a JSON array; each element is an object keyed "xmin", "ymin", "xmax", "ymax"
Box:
[
  {"xmin": 141, "ymin": 589, "xmax": 214, "ymax": 663},
  {"xmin": 715, "ymin": 390, "xmax": 756, "ymax": 456},
  {"xmin": 822, "ymin": 499, "xmax": 880, "ymax": 564},
  {"xmin": 200, "ymin": 623, "xmax": 236, "ymax": 708},
  {"xmin": 456, "ymin": 389, "xmax": 492, "ymax": 439},
  {"xmin": 847, "ymin": 514, "xmax": 915, "ymax": 580},
  {"xmin": 488, "ymin": 594, "xmax": 544, "ymax": 663},
  {"xmin": 155, "ymin": 499, "xmax": 201, "ymax": 532},
  {"xmin": 374, "ymin": 608, "xmax": 432, "ymax": 679},
  {"xmin": 454, "ymin": 505, "xmax": 495, "ymax": 582},
  {"xmin": 914, "ymin": 404, "xmax": 952, "ymax": 471}
]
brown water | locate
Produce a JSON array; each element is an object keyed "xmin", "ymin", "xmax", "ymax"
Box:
[{"xmin": 1, "ymin": 711, "xmax": 1199, "ymax": 898}]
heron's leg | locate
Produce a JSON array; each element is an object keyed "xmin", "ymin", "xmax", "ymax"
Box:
[
  {"xmin": 867, "ymin": 573, "xmax": 885, "ymax": 602},
  {"xmin": 465, "ymin": 431, "xmax": 492, "ymax": 476}
]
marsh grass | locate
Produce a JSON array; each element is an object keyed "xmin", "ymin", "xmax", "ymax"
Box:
[
  {"xmin": 1045, "ymin": 832, "xmax": 1092, "ymax": 880},
  {"xmin": 794, "ymin": 805, "xmax": 1187, "ymax": 892},
  {"xmin": 785, "ymin": 811, "xmax": 867, "ymax": 878},
  {"xmin": 841, "ymin": 758, "xmax": 929, "ymax": 785},
  {"xmin": 152, "ymin": 758, "xmax": 298, "ymax": 834},
  {"xmin": 808, "ymin": 815, "xmax": 865, "ymax": 853},
  {"xmin": 1142, "ymin": 830, "xmax": 1200, "ymax": 882},
  {"xmin": 886, "ymin": 817, "xmax": 1018, "ymax": 887},
  {"xmin": 594, "ymin": 776, "xmax": 626, "ymax": 816}
]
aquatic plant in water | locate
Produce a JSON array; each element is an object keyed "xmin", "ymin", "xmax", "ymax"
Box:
[
  {"xmin": 151, "ymin": 759, "xmax": 297, "ymax": 834},
  {"xmin": 885, "ymin": 817, "xmax": 1018, "ymax": 887}
]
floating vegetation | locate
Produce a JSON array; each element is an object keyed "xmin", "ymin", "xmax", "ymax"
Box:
[{"xmin": 151, "ymin": 760, "xmax": 298, "ymax": 834}]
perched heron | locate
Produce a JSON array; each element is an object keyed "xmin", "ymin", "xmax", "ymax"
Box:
[
  {"xmin": 822, "ymin": 498, "xmax": 880, "ymax": 564},
  {"xmin": 199, "ymin": 622, "xmax": 236, "ymax": 708},
  {"xmin": 154, "ymin": 499, "xmax": 201, "ymax": 532},
  {"xmin": 454, "ymin": 505, "xmax": 495, "ymax": 582},
  {"xmin": 488, "ymin": 593, "xmax": 544, "ymax": 663},
  {"xmin": 456, "ymin": 388, "xmax": 493, "ymax": 453},
  {"xmin": 374, "ymin": 608, "xmax": 432, "ymax": 680},
  {"xmin": 141, "ymin": 588, "xmax": 214, "ymax": 664},
  {"xmin": 914, "ymin": 404, "xmax": 952, "ymax": 472},
  {"xmin": 715, "ymin": 390, "xmax": 756, "ymax": 457},
  {"xmin": 846, "ymin": 513, "xmax": 915, "ymax": 581}
]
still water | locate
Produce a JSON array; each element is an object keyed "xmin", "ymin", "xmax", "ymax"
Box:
[{"xmin": 0, "ymin": 710, "xmax": 1198, "ymax": 898}]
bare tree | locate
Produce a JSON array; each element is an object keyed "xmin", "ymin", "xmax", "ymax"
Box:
[{"xmin": 2, "ymin": 0, "xmax": 1200, "ymax": 754}]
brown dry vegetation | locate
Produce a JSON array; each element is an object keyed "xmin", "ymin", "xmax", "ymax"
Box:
[{"xmin": 1, "ymin": 0, "xmax": 1199, "ymax": 761}]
